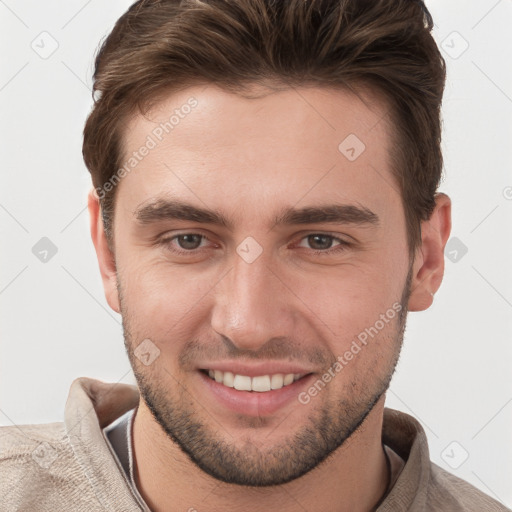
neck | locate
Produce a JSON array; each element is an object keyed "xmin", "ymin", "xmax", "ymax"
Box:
[{"xmin": 132, "ymin": 396, "xmax": 389, "ymax": 512}]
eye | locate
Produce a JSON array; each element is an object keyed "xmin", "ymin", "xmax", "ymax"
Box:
[
  {"xmin": 158, "ymin": 232, "xmax": 351, "ymax": 258},
  {"xmin": 296, "ymin": 233, "xmax": 350, "ymax": 254},
  {"xmin": 173, "ymin": 234, "xmax": 204, "ymax": 250},
  {"xmin": 160, "ymin": 233, "xmax": 213, "ymax": 255}
]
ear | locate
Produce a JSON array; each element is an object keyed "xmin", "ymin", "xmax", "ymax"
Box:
[
  {"xmin": 408, "ymin": 193, "xmax": 452, "ymax": 312},
  {"xmin": 88, "ymin": 188, "xmax": 120, "ymax": 313}
]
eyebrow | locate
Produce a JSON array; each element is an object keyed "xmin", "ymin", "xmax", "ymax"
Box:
[{"xmin": 134, "ymin": 199, "xmax": 379, "ymax": 230}]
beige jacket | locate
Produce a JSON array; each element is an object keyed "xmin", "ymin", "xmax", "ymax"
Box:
[{"xmin": 0, "ymin": 377, "xmax": 509, "ymax": 511}]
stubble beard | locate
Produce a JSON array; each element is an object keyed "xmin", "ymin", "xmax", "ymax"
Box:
[{"xmin": 120, "ymin": 266, "xmax": 412, "ymax": 487}]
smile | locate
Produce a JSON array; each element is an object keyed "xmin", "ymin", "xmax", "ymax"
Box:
[{"xmin": 202, "ymin": 369, "xmax": 307, "ymax": 392}]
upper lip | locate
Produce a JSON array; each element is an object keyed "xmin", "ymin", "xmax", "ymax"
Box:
[{"xmin": 198, "ymin": 361, "xmax": 314, "ymax": 377}]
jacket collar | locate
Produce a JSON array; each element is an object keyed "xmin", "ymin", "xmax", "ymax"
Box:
[
  {"xmin": 64, "ymin": 377, "xmax": 430, "ymax": 512},
  {"xmin": 64, "ymin": 377, "xmax": 141, "ymax": 511}
]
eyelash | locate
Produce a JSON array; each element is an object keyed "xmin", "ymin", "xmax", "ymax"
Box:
[{"xmin": 158, "ymin": 232, "xmax": 351, "ymax": 257}]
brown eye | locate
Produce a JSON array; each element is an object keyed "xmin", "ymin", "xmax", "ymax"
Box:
[{"xmin": 306, "ymin": 234, "xmax": 336, "ymax": 250}]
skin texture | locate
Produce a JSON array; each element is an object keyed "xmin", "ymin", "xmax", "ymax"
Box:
[{"xmin": 89, "ymin": 84, "xmax": 451, "ymax": 512}]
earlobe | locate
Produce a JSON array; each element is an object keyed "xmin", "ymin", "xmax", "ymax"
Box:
[
  {"xmin": 88, "ymin": 189, "xmax": 120, "ymax": 313},
  {"xmin": 408, "ymin": 193, "xmax": 452, "ymax": 312}
]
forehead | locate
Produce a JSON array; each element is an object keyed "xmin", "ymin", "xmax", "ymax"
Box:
[
  {"xmin": 123, "ymin": 83, "xmax": 392, "ymax": 152},
  {"xmin": 117, "ymin": 83, "xmax": 399, "ymax": 223}
]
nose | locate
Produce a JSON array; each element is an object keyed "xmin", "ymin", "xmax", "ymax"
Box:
[{"xmin": 210, "ymin": 250, "xmax": 295, "ymax": 352}]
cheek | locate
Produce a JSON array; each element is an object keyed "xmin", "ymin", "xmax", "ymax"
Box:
[
  {"xmin": 290, "ymin": 263, "xmax": 394, "ymax": 321},
  {"xmin": 117, "ymin": 231, "xmax": 407, "ymax": 350},
  {"xmin": 119, "ymin": 259, "xmax": 214, "ymax": 339},
  {"xmin": 288, "ymin": 263, "xmax": 405, "ymax": 368}
]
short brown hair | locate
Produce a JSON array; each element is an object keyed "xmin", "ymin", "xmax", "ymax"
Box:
[{"xmin": 83, "ymin": 0, "xmax": 446, "ymax": 256}]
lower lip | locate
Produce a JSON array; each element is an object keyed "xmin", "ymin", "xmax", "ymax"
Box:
[{"xmin": 198, "ymin": 371, "xmax": 315, "ymax": 417}]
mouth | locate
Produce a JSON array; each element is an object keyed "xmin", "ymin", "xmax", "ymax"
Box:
[
  {"xmin": 197, "ymin": 366, "xmax": 317, "ymax": 417},
  {"xmin": 200, "ymin": 369, "xmax": 309, "ymax": 392}
]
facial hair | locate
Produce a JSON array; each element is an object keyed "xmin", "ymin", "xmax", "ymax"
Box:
[{"xmin": 120, "ymin": 265, "xmax": 412, "ymax": 487}]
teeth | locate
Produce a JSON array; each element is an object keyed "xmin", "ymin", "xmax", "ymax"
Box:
[
  {"xmin": 233, "ymin": 374, "xmax": 252, "ymax": 391},
  {"xmin": 283, "ymin": 374, "xmax": 294, "ymax": 386},
  {"xmin": 205, "ymin": 370, "xmax": 305, "ymax": 391},
  {"xmin": 252, "ymin": 375, "xmax": 271, "ymax": 392},
  {"xmin": 270, "ymin": 374, "xmax": 284, "ymax": 389},
  {"xmin": 223, "ymin": 371, "xmax": 234, "ymax": 388}
]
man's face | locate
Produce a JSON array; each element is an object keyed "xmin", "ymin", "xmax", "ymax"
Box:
[{"xmin": 110, "ymin": 84, "xmax": 412, "ymax": 486}]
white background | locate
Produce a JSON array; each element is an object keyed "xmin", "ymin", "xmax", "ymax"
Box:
[{"xmin": 1, "ymin": 0, "xmax": 511, "ymax": 508}]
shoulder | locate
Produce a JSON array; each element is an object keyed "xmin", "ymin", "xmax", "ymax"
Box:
[
  {"xmin": 0, "ymin": 422, "xmax": 105, "ymax": 511},
  {"xmin": 380, "ymin": 408, "xmax": 511, "ymax": 512},
  {"xmin": 0, "ymin": 421, "xmax": 69, "ymax": 471},
  {"xmin": 424, "ymin": 462, "xmax": 511, "ymax": 512}
]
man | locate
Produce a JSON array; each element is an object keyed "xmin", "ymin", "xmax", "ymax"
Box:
[{"xmin": 1, "ymin": 0, "xmax": 509, "ymax": 511}]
